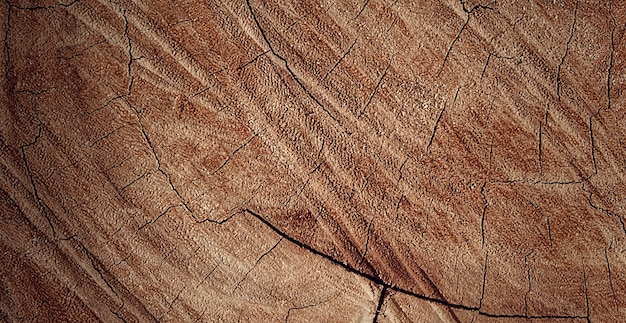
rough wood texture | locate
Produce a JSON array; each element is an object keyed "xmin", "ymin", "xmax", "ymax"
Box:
[{"xmin": 2, "ymin": 0, "xmax": 626, "ymax": 321}]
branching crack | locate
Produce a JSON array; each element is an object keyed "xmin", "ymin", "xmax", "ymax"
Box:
[
  {"xmin": 285, "ymin": 160, "xmax": 323, "ymax": 206},
  {"xmin": 138, "ymin": 205, "xmax": 181, "ymax": 230},
  {"xmin": 556, "ymin": 0, "xmax": 578, "ymax": 101},
  {"xmin": 284, "ymin": 304, "xmax": 314, "ymax": 323},
  {"xmin": 245, "ymin": 0, "xmax": 343, "ymax": 127},
  {"xmin": 236, "ymin": 50, "xmax": 270, "ymax": 71},
  {"xmin": 8, "ymin": 0, "xmax": 79, "ymax": 11},
  {"xmin": 128, "ymin": 105, "xmax": 205, "ymax": 224},
  {"xmin": 243, "ymin": 209, "xmax": 587, "ymax": 320},
  {"xmin": 583, "ymin": 184, "xmax": 626, "ymax": 236},
  {"xmin": 480, "ymin": 49, "xmax": 514, "ymax": 80},
  {"xmin": 439, "ymin": 2, "xmax": 492, "ymax": 76},
  {"xmin": 19, "ymin": 123, "xmax": 57, "ymax": 238},
  {"xmin": 77, "ymin": 240, "xmax": 127, "ymax": 322}
]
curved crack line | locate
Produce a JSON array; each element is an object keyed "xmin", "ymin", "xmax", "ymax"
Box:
[
  {"xmin": 233, "ymin": 237, "xmax": 283, "ymax": 292},
  {"xmin": 242, "ymin": 209, "xmax": 589, "ymax": 320},
  {"xmin": 556, "ymin": 0, "xmax": 578, "ymax": 101},
  {"xmin": 245, "ymin": 0, "xmax": 344, "ymax": 129}
]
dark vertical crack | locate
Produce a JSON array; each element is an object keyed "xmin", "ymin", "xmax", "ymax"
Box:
[
  {"xmin": 358, "ymin": 214, "xmax": 374, "ymax": 270},
  {"xmin": 606, "ymin": 4, "xmax": 615, "ymax": 111},
  {"xmin": 587, "ymin": 16, "xmax": 614, "ymax": 176},
  {"xmin": 480, "ymin": 52, "xmax": 492, "ymax": 80},
  {"xmin": 323, "ymin": 38, "xmax": 357, "ymax": 81},
  {"xmin": 386, "ymin": 15, "xmax": 398, "ymax": 33},
  {"xmin": 122, "ymin": 10, "xmax": 135, "ymax": 95},
  {"xmin": 589, "ymin": 115, "xmax": 598, "ymax": 175},
  {"xmin": 523, "ymin": 251, "xmax": 532, "ymax": 317},
  {"xmin": 427, "ymin": 102, "xmax": 446, "ymax": 153},
  {"xmin": 538, "ymin": 120, "xmax": 543, "ymax": 176},
  {"xmin": 245, "ymin": 0, "xmax": 342, "ymax": 127},
  {"xmin": 394, "ymin": 195, "xmax": 403, "ymax": 222},
  {"xmin": 546, "ymin": 215, "xmax": 552, "ymax": 247},
  {"xmin": 480, "ymin": 181, "xmax": 488, "ymax": 247},
  {"xmin": 605, "ymin": 242, "xmax": 617, "ymax": 309},
  {"xmin": 4, "ymin": 0, "xmax": 11, "ymax": 92},
  {"xmin": 359, "ymin": 64, "xmax": 390, "ymax": 118},
  {"xmin": 394, "ymin": 157, "xmax": 409, "ymax": 221},
  {"xmin": 479, "ymin": 251, "xmax": 488, "ymax": 310},
  {"xmin": 556, "ymin": 0, "xmax": 578, "ymax": 101},
  {"xmin": 582, "ymin": 260, "xmax": 590, "ymax": 323},
  {"xmin": 428, "ymin": 87, "xmax": 460, "ymax": 153},
  {"xmin": 373, "ymin": 285, "xmax": 387, "ymax": 323}
]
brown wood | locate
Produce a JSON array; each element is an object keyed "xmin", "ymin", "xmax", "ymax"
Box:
[{"xmin": 2, "ymin": 0, "xmax": 626, "ymax": 321}]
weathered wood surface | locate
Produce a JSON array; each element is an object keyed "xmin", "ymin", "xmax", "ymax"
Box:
[{"xmin": 1, "ymin": 0, "xmax": 626, "ymax": 321}]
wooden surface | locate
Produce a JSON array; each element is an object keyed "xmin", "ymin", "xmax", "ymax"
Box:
[{"xmin": 1, "ymin": 0, "xmax": 626, "ymax": 321}]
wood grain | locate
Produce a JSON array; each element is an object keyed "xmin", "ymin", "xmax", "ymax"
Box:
[{"xmin": 1, "ymin": 0, "xmax": 626, "ymax": 321}]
